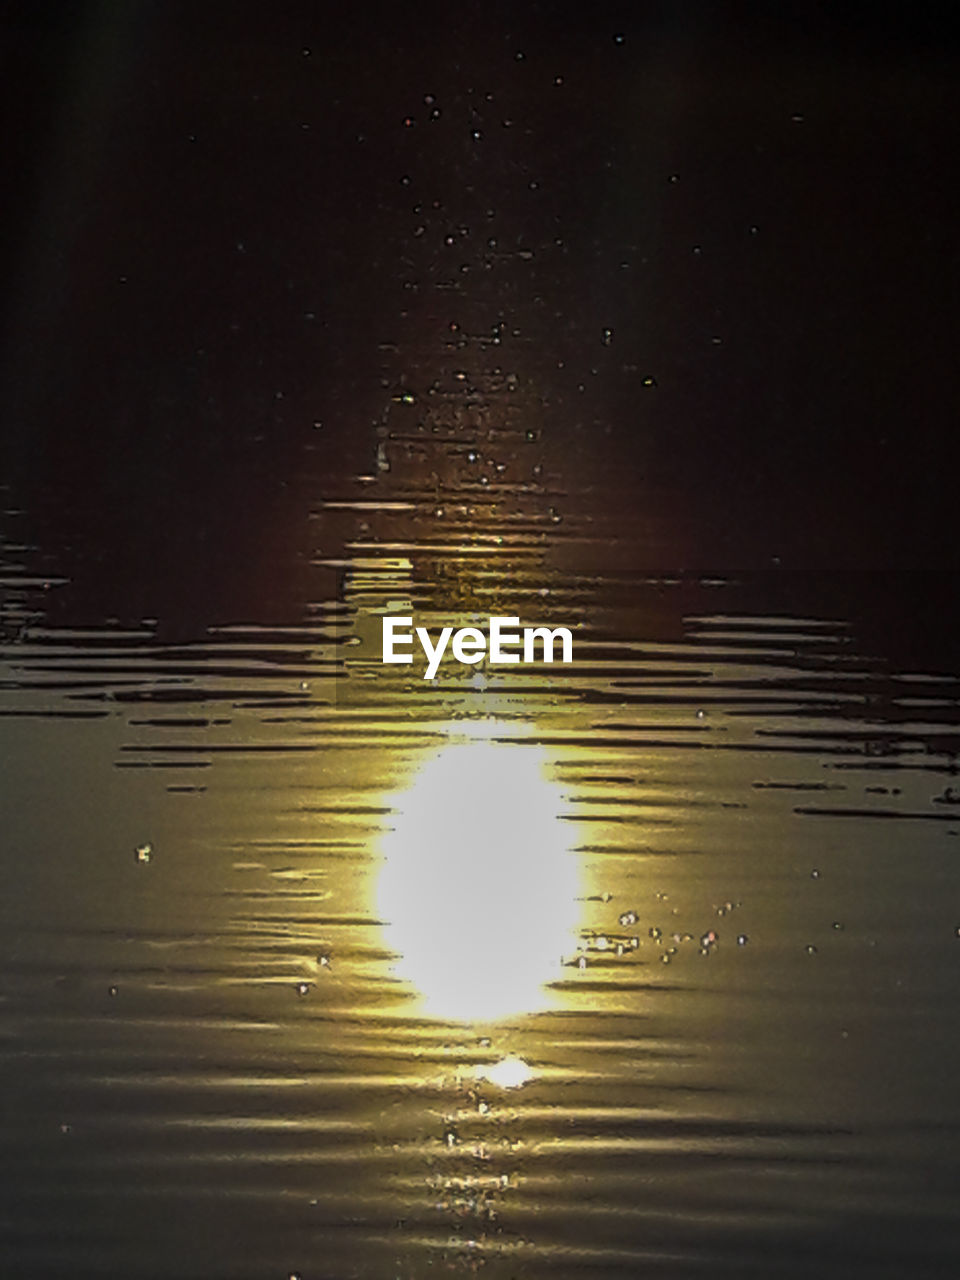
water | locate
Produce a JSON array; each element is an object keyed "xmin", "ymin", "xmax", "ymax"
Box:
[
  {"xmin": 3, "ymin": 6, "xmax": 960, "ymax": 1275},
  {"xmin": 3, "ymin": 452, "xmax": 959, "ymax": 1276}
]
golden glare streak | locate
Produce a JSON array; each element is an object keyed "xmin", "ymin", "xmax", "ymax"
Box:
[{"xmin": 377, "ymin": 724, "xmax": 580, "ymax": 1022}]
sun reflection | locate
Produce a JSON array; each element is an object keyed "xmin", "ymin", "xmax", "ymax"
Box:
[
  {"xmin": 475, "ymin": 1056, "xmax": 534, "ymax": 1089},
  {"xmin": 377, "ymin": 723, "xmax": 580, "ymax": 1022}
]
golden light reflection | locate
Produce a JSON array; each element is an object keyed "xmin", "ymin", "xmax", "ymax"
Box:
[
  {"xmin": 378, "ymin": 723, "xmax": 580, "ymax": 1022},
  {"xmin": 475, "ymin": 1056, "xmax": 534, "ymax": 1089}
]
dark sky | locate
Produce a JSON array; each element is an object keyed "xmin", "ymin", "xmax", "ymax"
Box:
[{"xmin": 2, "ymin": 0, "xmax": 959, "ymax": 615}]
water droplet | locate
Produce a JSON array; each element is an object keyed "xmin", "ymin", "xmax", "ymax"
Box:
[
  {"xmin": 737, "ymin": 934, "xmax": 748, "ymax": 946},
  {"xmin": 295, "ymin": 982, "xmax": 311, "ymax": 996},
  {"xmin": 613, "ymin": 33, "xmax": 625, "ymax": 45},
  {"xmin": 806, "ymin": 944, "xmax": 818, "ymax": 956},
  {"xmin": 619, "ymin": 910, "xmax": 637, "ymax": 926},
  {"xmin": 811, "ymin": 868, "xmax": 821, "ymax": 879},
  {"xmin": 134, "ymin": 843, "xmax": 152, "ymax": 864},
  {"xmin": 601, "ymin": 327, "xmax": 613, "ymax": 346}
]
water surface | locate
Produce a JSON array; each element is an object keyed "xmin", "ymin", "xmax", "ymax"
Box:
[{"xmin": 3, "ymin": 468, "xmax": 959, "ymax": 1278}]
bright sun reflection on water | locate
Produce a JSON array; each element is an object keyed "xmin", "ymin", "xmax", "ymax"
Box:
[
  {"xmin": 378, "ymin": 723, "xmax": 580, "ymax": 1022},
  {"xmin": 476, "ymin": 1055, "xmax": 534, "ymax": 1089}
]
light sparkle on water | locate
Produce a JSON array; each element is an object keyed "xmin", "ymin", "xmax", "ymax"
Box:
[{"xmin": 377, "ymin": 724, "xmax": 580, "ymax": 1022}]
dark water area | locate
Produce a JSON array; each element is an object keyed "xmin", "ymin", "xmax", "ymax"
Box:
[{"xmin": 2, "ymin": 4, "xmax": 960, "ymax": 1278}]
